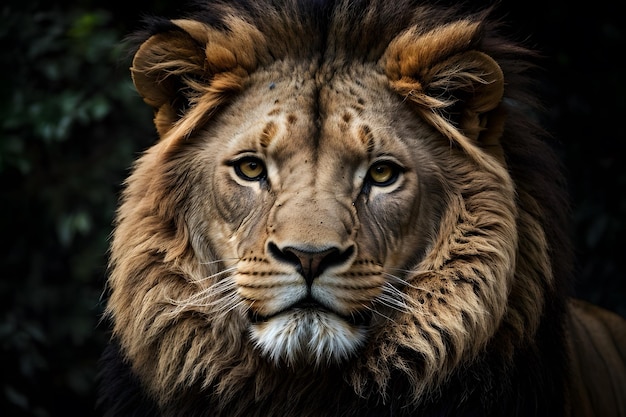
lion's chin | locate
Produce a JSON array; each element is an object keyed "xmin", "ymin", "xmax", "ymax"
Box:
[{"xmin": 249, "ymin": 309, "xmax": 368, "ymax": 366}]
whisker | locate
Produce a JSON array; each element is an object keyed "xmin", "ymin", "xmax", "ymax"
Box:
[
  {"xmin": 383, "ymin": 272, "xmax": 438, "ymax": 294},
  {"xmin": 172, "ymin": 279, "xmax": 237, "ymax": 306},
  {"xmin": 169, "ymin": 291, "xmax": 243, "ymax": 318},
  {"xmin": 374, "ymin": 271, "xmax": 442, "ymax": 315},
  {"xmin": 199, "ymin": 257, "xmax": 238, "ymax": 266},
  {"xmin": 166, "ymin": 267, "xmax": 240, "ymax": 315},
  {"xmin": 216, "ymin": 297, "xmax": 249, "ymax": 320},
  {"xmin": 376, "ymin": 286, "xmax": 411, "ymax": 313},
  {"xmin": 190, "ymin": 265, "xmax": 238, "ymax": 284},
  {"xmin": 368, "ymin": 306, "xmax": 395, "ymax": 322},
  {"xmin": 384, "ymin": 266, "xmax": 413, "ymax": 274},
  {"xmin": 380, "ymin": 289, "xmax": 410, "ymax": 308}
]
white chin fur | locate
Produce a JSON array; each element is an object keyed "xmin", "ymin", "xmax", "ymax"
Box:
[{"xmin": 250, "ymin": 310, "xmax": 367, "ymax": 366}]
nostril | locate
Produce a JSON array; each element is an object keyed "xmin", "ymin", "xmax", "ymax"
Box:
[
  {"xmin": 267, "ymin": 242, "xmax": 301, "ymax": 267},
  {"xmin": 267, "ymin": 242, "xmax": 355, "ymax": 285},
  {"xmin": 284, "ymin": 247, "xmax": 338, "ymax": 283},
  {"xmin": 316, "ymin": 245, "xmax": 355, "ymax": 275}
]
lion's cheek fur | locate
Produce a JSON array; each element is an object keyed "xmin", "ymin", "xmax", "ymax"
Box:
[{"xmin": 358, "ymin": 159, "xmax": 519, "ymax": 401}]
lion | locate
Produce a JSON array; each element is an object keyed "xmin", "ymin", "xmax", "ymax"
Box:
[{"xmin": 98, "ymin": 1, "xmax": 626, "ymax": 416}]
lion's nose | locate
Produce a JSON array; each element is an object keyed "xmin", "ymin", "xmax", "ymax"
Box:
[{"xmin": 268, "ymin": 242, "xmax": 355, "ymax": 285}]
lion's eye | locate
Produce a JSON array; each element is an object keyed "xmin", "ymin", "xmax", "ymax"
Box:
[
  {"xmin": 234, "ymin": 157, "xmax": 266, "ymax": 181},
  {"xmin": 367, "ymin": 161, "xmax": 400, "ymax": 186}
]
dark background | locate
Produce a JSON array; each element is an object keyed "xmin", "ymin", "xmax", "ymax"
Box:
[{"xmin": 1, "ymin": 0, "xmax": 624, "ymax": 415}]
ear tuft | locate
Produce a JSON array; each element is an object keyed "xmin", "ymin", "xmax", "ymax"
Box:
[
  {"xmin": 130, "ymin": 18, "xmax": 267, "ymax": 138},
  {"xmin": 131, "ymin": 24, "xmax": 213, "ymax": 137},
  {"xmin": 382, "ymin": 19, "xmax": 506, "ymax": 159}
]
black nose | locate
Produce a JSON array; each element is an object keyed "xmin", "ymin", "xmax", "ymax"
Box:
[{"xmin": 268, "ymin": 242, "xmax": 355, "ymax": 285}]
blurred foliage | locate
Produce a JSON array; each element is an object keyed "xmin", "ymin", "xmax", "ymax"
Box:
[
  {"xmin": 0, "ymin": 2, "xmax": 154, "ymax": 416},
  {"xmin": 0, "ymin": 1, "xmax": 624, "ymax": 416}
]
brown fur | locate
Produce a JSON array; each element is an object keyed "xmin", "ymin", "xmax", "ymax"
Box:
[{"xmin": 100, "ymin": 1, "xmax": 626, "ymax": 416}]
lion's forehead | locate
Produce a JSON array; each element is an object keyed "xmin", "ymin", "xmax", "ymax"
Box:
[{"xmin": 219, "ymin": 63, "xmax": 417, "ymax": 168}]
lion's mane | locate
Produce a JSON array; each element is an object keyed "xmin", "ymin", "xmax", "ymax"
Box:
[{"xmin": 98, "ymin": 1, "xmax": 626, "ymax": 416}]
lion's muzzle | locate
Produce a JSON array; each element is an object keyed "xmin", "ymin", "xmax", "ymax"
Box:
[{"xmin": 267, "ymin": 242, "xmax": 356, "ymax": 284}]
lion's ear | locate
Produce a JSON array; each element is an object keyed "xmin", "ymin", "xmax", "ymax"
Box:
[
  {"xmin": 382, "ymin": 19, "xmax": 505, "ymax": 156},
  {"xmin": 131, "ymin": 26, "xmax": 203, "ymax": 137},
  {"xmin": 131, "ymin": 19, "xmax": 265, "ymax": 138}
]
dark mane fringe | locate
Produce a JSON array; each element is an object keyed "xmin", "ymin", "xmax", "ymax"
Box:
[
  {"xmin": 488, "ymin": 29, "xmax": 574, "ymax": 296},
  {"xmin": 127, "ymin": 1, "xmax": 494, "ymax": 64},
  {"xmin": 482, "ymin": 25, "xmax": 573, "ymax": 414}
]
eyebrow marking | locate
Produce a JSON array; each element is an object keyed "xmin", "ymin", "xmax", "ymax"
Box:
[
  {"xmin": 358, "ymin": 124, "xmax": 375, "ymax": 155},
  {"xmin": 260, "ymin": 121, "xmax": 278, "ymax": 148}
]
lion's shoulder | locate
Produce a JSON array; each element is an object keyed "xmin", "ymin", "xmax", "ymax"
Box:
[{"xmin": 567, "ymin": 299, "xmax": 626, "ymax": 416}]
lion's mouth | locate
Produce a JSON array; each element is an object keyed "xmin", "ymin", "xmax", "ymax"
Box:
[{"xmin": 248, "ymin": 298, "xmax": 371, "ymax": 327}]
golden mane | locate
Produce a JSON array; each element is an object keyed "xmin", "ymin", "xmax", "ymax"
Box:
[{"xmin": 98, "ymin": 1, "xmax": 626, "ymax": 416}]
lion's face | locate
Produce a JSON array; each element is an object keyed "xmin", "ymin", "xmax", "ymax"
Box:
[
  {"xmin": 107, "ymin": 6, "xmax": 542, "ymax": 406},
  {"xmin": 183, "ymin": 63, "xmax": 444, "ymax": 365}
]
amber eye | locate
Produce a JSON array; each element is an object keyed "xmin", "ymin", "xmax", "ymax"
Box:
[
  {"xmin": 234, "ymin": 157, "xmax": 266, "ymax": 181},
  {"xmin": 367, "ymin": 161, "xmax": 400, "ymax": 186}
]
